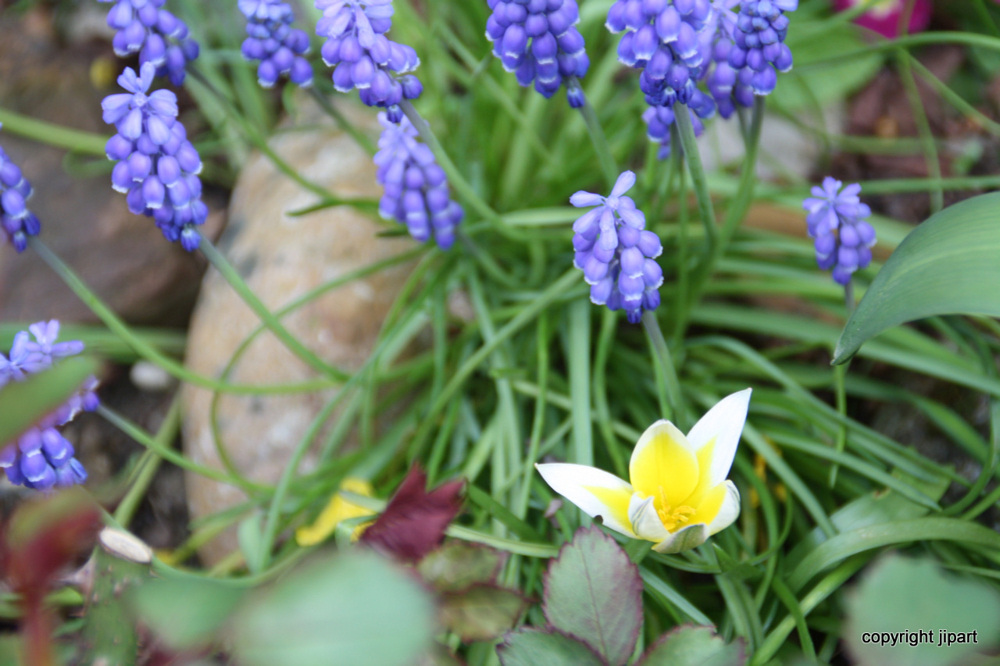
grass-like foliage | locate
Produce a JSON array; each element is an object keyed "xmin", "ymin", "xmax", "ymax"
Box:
[{"xmin": 2, "ymin": 0, "xmax": 1000, "ymax": 664}]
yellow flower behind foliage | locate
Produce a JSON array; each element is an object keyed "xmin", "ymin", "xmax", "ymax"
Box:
[{"xmin": 295, "ymin": 478, "xmax": 376, "ymax": 546}]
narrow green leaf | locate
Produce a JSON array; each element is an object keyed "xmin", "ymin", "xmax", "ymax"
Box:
[
  {"xmin": 637, "ymin": 625, "xmax": 746, "ymax": 666},
  {"xmin": 835, "ymin": 192, "xmax": 1000, "ymax": 363},
  {"xmin": 497, "ymin": 629, "xmax": 606, "ymax": 666},
  {"xmin": 231, "ymin": 552, "xmax": 435, "ymax": 666},
  {"xmin": 543, "ymin": 527, "xmax": 643, "ymax": 666},
  {"xmin": 844, "ymin": 555, "xmax": 1000, "ymax": 665},
  {"xmin": 0, "ymin": 356, "xmax": 100, "ymax": 445}
]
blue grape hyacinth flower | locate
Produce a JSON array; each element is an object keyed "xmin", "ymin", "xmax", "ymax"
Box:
[
  {"xmin": 802, "ymin": 177, "xmax": 876, "ymax": 285},
  {"xmin": 239, "ymin": 0, "xmax": 314, "ymax": 88},
  {"xmin": 374, "ymin": 113, "xmax": 463, "ymax": 249},
  {"xmin": 485, "ymin": 0, "xmax": 590, "ymax": 108},
  {"xmin": 728, "ymin": 0, "xmax": 796, "ymax": 97},
  {"xmin": 0, "ymin": 126, "xmax": 41, "ymax": 253},
  {"xmin": 98, "ymin": 0, "xmax": 200, "ymax": 85},
  {"xmin": 571, "ymin": 171, "xmax": 664, "ymax": 323},
  {"xmin": 606, "ymin": 0, "xmax": 716, "ymax": 108},
  {"xmin": 102, "ymin": 63, "xmax": 207, "ymax": 251},
  {"xmin": 315, "ymin": 0, "xmax": 422, "ymax": 122},
  {"xmin": 0, "ymin": 321, "xmax": 97, "ymax": 491}
]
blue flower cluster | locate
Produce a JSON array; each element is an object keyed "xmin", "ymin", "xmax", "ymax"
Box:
[
  {"xmin": 642, "ymin": 91, "xmax": 711, "ymax": 158},
  {"xmin": 315, "ymin": 0, "xmax": 422, "ymax": 122},
  {"xmin": 374, "ymin": 113, "xmax": 463, "ymax": 249},
  {"xmin": 98, "ymin": 0, "xmax": 200, "ymax": 85},
  {"xmin": 571, "ymin": 171, "xmax": 664, "ymax": 323},
  {"xmin": 727, "ymin": 0, "xmax": 796, "ymax": 98},
  {"xmin": 239, "ymin": 0, "xmax": 314, "ymax": 88},
  {"xmin": 0, "ymin": 321, "xmax": 97, "ymax": 491},
  {"xmin": 485, "ymin": 0, "xmax": 590, "ymax": 107},
  {"xmin": 802, "ymin": 177, "xmax": 876, "ymax": 285},
  {"xmin": 0, "ymin": 128, "xmax": 40, "ymax": 253},
  {"xmin": 102, "ymin": 64, "xmax": 207, "ymax": 251}
]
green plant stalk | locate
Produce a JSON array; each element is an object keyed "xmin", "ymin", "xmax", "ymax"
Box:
[
  {"xmin": 896, "ymin": 50, "xmax": 943, "ymax": 213},
  {"xmin": 113, "ymin": 399, "xmax": 181, "ymax": 527},
  {"xmin": 576, "ymin": 91, "xmax": 618, "ymax": 188},
  {"xmin": 199, "ymin": 237, "xmax": 349, "ymax": 382},
  {"xmin": 828, "ymin": 362, "xmax": 848, "ymax": 488},
  {"xmin": 515, "ymin": 313, "xmax": 550, "ymax": 518},
  {"xmin": 0, "ymin": 108, "xmax": 108, "ymax": 155},
  {"xmin": 679, "ymin": 98, "xmax": 764, "ymax": 336},
  {"xmin": 308, "ymin": 87, "xmax": 377, "ymax": 155},
  {"xmin": 568, "ymin": 300, "xmax": 594, "ymax": 471},
  {"xmin": 642, "ymin": 312, "xmax": 683, "ymax": 426},
  {"xmin": 674, "ymin": 104, "xmax": 717, "ymax": 251},
  {"xmin": 30, "ymin": 238, "xmax": 331, "ymax": 395}
]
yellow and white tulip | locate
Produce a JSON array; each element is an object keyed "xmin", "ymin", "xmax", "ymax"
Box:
[{"xmin": 536, "ymin": 389, "xmax": 751, "ymax": 554}]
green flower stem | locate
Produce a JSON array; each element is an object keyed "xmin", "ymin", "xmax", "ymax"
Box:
[
  {"xmin": 674, "ymin": 104, "xmax": 717, "ymax": 251},
  {"xmin": 0, "ymin": 108, "xmax": 108, "ymax": 156},
  {"xmin": 400, "ymin": 101, "xmax": 515, "ymax": 239},
  {"xmin": 679, "ymin": 98, "xmax": 764, "ymax": 336},
  {"xmin": 642, "ymin": 312, "xmax": 685, "ymax": 427},
  {"xmin": 896, "ymin": 50, "xmax": 943, "ymax": 213},
  {"xmin": 98, "ymin": 404, "xmax": 267, "ymax": 493},
  {"xmin": 515, "ymin": 313, "xmax": 550, "ymax": 518},
  {"xmin": 113, "ymin": 399, "xmax": 180, "ymax": 527},
  {"xmin": 198, "ymin": 237, "xmax": 349, "ymax": 382},
  {"xmin": 568, "ymin": 300, "xmax": 594, "ymax": 476},
  {"xmin": 30, "ymin": 237, "xmax": 329, "ymax": 395},
  {"xmin": 828, "ymin": 362, "xmax": 848, "ymax": 488},
  {"xmin": 576, "ymin": 91, "xmax": 619, "ymax": 188},
  {"xmin": 799, "ymin": 31, "xmax": 1000, "ymax": 72}
]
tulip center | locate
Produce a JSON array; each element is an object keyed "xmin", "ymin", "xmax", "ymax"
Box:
[{"xmin": 655, "ymin": 487, "xmax": 696, "ymax": 532}]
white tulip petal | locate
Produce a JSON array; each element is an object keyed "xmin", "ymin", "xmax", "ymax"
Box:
[
  {"xmin": 628, "ymin": 494, "xmax": 669, "ymax": 542},
  {"xmin": 535, "ymin": 463, "xmax": 637, "ymax": 538},
  {"xmin": 652, "ymin": 523, "xmax": 708, "ymax": 554},
  {"xmin": 686, "ymin": 388, "xmax": 752, "ymax": 487},
  {"xmin": 705, "ymin": 481, "xmax": 741, "ymax": 536}
]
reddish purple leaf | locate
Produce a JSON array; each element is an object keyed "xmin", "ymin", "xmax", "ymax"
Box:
[
  {"xmin": 359, "ymin": 465, "xmax": 464, "ymax": 563},
  {"xmin": 440, "ymin": 582, "xmax": 529, "ymax": 642},
  {"xmin": 498, "ymin": 628, "xmax": 607, "ymax": 666},
  {"xmin": 636, "ymin": 625, "xmax": 746, "ymax": 666},
  {"xmin": 542, "ymin": 527, "xmax": 643, "ymax": 666}
]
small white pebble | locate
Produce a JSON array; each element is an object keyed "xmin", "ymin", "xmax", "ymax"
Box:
[{"xmin": 130, "ymin": 361, "xmax": 175, "ymax": 392}]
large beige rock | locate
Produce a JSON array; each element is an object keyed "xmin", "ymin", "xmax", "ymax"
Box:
[{"xmin": 181, "ymin": 100, "xmax": 416, "ymax": 565}]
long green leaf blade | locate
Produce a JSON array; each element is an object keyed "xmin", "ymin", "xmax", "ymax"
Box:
[{"xmin": 835, "ymin": 192, "xmax": 1000, "ymax": 363}]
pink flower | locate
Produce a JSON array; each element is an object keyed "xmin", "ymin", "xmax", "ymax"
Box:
[{"xmin": 833, "ymin": 0, "xmax": 932, "ymax": 38}]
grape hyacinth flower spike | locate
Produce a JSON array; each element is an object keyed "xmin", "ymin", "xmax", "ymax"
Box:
[
  {"xmin": 102, "ymin": 63, "xmax": 208, "ymax": 251},
  {"xmin": 98, "ymin": 0, "xmax": 200, "ymax": 85},
  {"xmin": 315, "ymin": 0, "xmax": 423, "ymax": 121},
  {"xmin": 570, "ymin": 171, "xmax": 663, "ymax": 324},
  {"xmin": 374, "ymin": 113, "xmax": 463, "ymax": 249},
  {"xmin": 0, "ymin": 321, "xmax": 97, "ymax": 491},
  {"xmin": 802, "ymin": 177, "xmax": 876, "ymax": 286},
  {"xmin": 485, "ymin": 0, "xmax": 590, "ymax": 107},
  {"xmin": 537, "ymin": 389, "xmax": 750, "ymax": 554},
  {"xmin": 0, "ymin": 125, "xmax": 41, "ymax": 253},
  {"xmin": 239, "ymin": 0, "xmax": 314, "ymax": 88},
  {"xmin": 728, "ymin": 0, "xmax": 797, "ymax": 97}
]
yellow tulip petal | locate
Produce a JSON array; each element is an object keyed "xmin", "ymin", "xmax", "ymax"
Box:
[
  {"xmin": 535, "ymin": 463, "xmax": 637, "ymax": 538},
  {"xmin": 705, "ymin": 481, "xmax": 741, "ymax": 536},
  {"xmin": 652, "ymin": 524, "xmax": 708, "ymax": 554},
  {"xmin": 628, "ymin": 494, "xmax": 669, "ymax": 542},
  {"xmin": 295, "ymin": 478, "xmax": 376, "ymax": 547},
  {"xmin": 629, "ymin": 420, "xmax": 698, "ymax": 507}
]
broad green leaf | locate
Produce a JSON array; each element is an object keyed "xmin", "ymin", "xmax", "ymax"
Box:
[
  {"xmin": 231, "ymin": 551, "xmax": 435, "ymax": 666},
  {"xmin": 0, "ymin": 356, "xmax": 100, "ymax": 445},
  {"xmin": 497, "ymin": 629, "xmax": 605, "ymax": 666},
  {"xmin": 834, "ymin": 193, "xmax": 1000, "ymax": 364},
  {"xmin": 844, "ymin": 555, "xmax": 1000, "ymax": 666},
  {"xmin": 543, "ymin": 527, "xmax": 643, "ymax": 666},
  {"xmin": 440, "ymin": 583, "xmax": 529, "ymax": 642},
  {"xmin": 636, "ymin": 625, "xmax": 746, "ymax": 666},
  {"xmin": 130, "ymin": 577, "xmax": 246, "ymax": 649}
]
